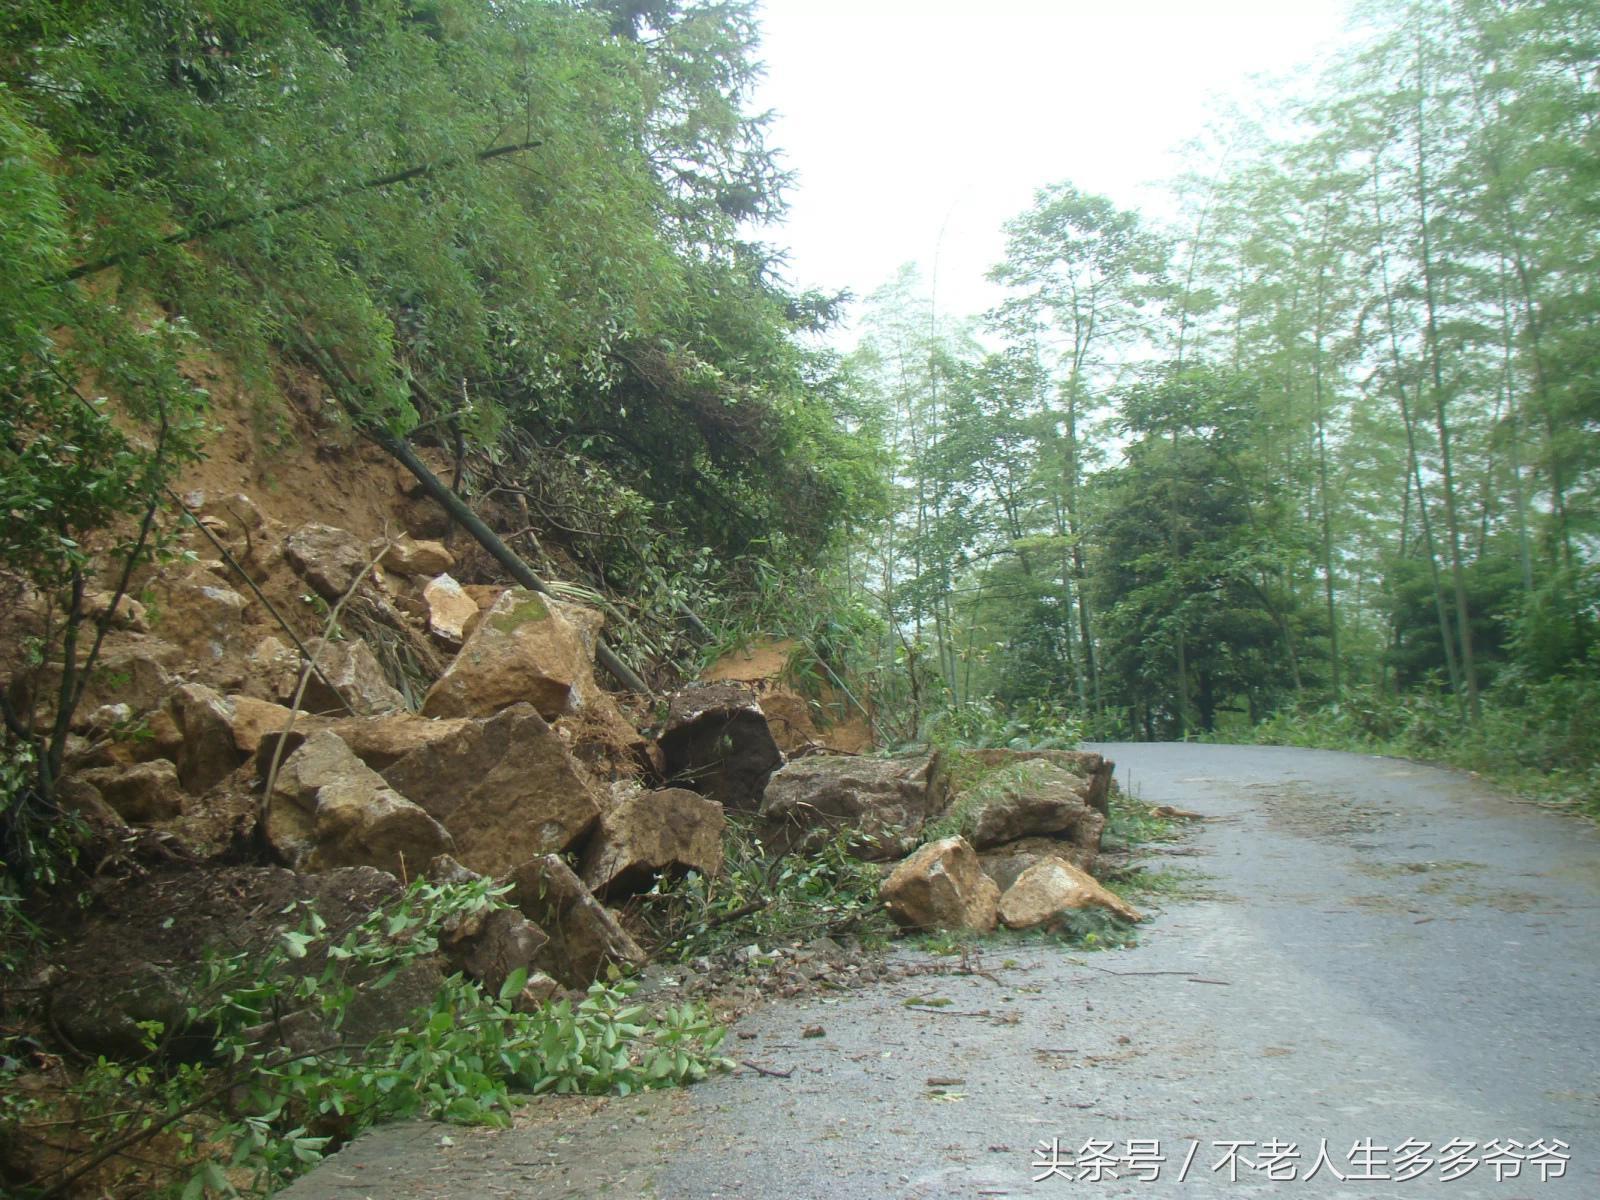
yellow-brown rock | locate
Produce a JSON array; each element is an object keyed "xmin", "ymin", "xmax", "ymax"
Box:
[
  {"xmin": 998, "ymin": 859, "xmax": 1142, "ymax": 928},
  {"xmin": 880, "ymin": 836, "xmax": 999, "ymax": 932}
]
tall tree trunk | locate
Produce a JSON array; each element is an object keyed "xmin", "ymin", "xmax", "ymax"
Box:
[
  {"xmin": 1413, "ymin": 33, "xmax": 1481, "ymax": 721},
  {"xmin": 1311, "ymin": 206, "xmax": 1341, "ymax": 702},
  {"xmin": 1061, "ymin": 382, "xmax": 1100, "ymax": 715},
  {"xmin": 1496, "ymin": 258, "xmax": 1536, "ymax": 596},
  {"xmin": 1373, "ymin": 158, "xmax": 1464, "ymax": 702}
]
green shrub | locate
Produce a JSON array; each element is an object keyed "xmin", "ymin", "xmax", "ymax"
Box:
[
  {"xmin": 925, "ymin": 696, "xmax": 1084, "ymax": 752},
  {"xmin": 640, "ymin": 816, "xmax": 892, "ymax": 959},
  {"xmin": 1, "ymin": 878, "xmax": 731, "ymax": 1198},
  {"xmin": 1235, "ymin": 674, "xmax": 1600, "ymax": 822}
]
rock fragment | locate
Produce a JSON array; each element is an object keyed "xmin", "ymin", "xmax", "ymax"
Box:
[
  {"xmin": 382, "ymin": 703, "xmax": 600, "ymax": 875},
  {"xmin": 880, "ymin": 836, "xmax": 999, "ymax": 932},
  {"xmin": 581, "ymin": 787, "xmax": 725, "ymax": 899},
  {"xmin": 506, "ymin": 855, "xmax": 648, "ymax": 987},
  {"xmin": 658, "ymin": 683, "xmax": 782, "ymax": 811},
  {"xmin": 998, "ymin": 859, "xmax": 1143, "ymax": 928}
]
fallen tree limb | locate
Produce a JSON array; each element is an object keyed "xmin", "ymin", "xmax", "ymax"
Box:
[{"xmin": 739, "ymin": 1060, "xmax": 793, "ymax": 1079}]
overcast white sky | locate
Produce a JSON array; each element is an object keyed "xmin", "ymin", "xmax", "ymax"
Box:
[{"xmin": 751, "ymin": 0, "xmax": 1357, "ymax": 331}]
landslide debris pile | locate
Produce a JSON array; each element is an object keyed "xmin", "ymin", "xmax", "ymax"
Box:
[{"xmin": 3, "ymin": 496, "xmax": 1141, "ymax": 1189}]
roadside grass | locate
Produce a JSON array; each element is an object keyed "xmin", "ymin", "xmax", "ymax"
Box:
[
  {"xmin": 1101, "ymin": 864, "xmax": 1211, "ymax": 904},
  {"xmin": 1210, "ymin": 683, "xmax": 1600, "ymax": 826},
  {"xmin": 636, "ymin": 816, "xmax": 896, "ymax": 962}
]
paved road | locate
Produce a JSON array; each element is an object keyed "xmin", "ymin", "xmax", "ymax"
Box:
[{"xmin": 282, "ymin": 744, "xmax": 1600, "ymax": 1199}]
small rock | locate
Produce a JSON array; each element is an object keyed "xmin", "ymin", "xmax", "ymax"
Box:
[
  {"xmin": 515, "ymin": 971, "xmax": 565, "ymax": 1011},
  {"xmin": 801, "ymin": 1024, "xmax": 825, "ymax": 1039},
  {"xmin": 421, "ymin": 573, "xmax": 479, "ymax": 646},
  {"xmin": 85, "ymin": 702, "xmax": 133, "ymax": 732},
  {"xmin": 83, "ymin": 590, "xmax": 149, "ymax": 633},
  {"xmin": 244, "ymin": 636, "xmax": 302, "ymax": 704},
  {"xmin": 262, "ymin": 730, "xmax": 453, "ymax": 878},
  {"xmin": 379, "ymin": 535, "xmax": 456, "ymax": 578},
  {"xmin": 284, "ymin": 523, "xmax": 372, "ymax": 601}
]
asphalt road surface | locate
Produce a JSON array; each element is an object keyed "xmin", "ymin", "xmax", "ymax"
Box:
[{"xmin": 281, "ymin": 743, "xmax": 1600, "ymax": 1199}]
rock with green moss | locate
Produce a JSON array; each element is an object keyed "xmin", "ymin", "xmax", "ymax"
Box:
[
  {"xmin": 421, "ymin": 587, "xmax": 593, "ymax": 720},
  {"xmin": 757, "ymin": 752, "xmax": 948, "ymax": 860},
  {"xmin": 933, "ymin": 759, "xmax": 1105, "ymax": 852}
]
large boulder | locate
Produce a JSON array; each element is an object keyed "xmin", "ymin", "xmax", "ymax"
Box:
[
  {"xmin": 47, "ymin": 866, "xmax": 436, "ymax": 1062},
  {"xmin": 145, "ymin": 567, "xmax": 249, "ymax": 667},
  {"xmin": 940, "ymin": 760, "xmax": 1104, "ymax": 852},
  {"xmin": 298, "ymin": 637, "xmax": 408, "ymax": 717},
  {"xmin": 998, "ymin": 859, "xmax": 1143, "ymax": 928},
  {"xmin": 759, "ymin": 753, "xmax": 948, "ymax": 860},
  {"xmin": 284, "ymin": 523, "xmax": 371, "ymax": 601},
  {"xmin": 322, "ymin": 712, "xmax": 472, "ymax": 771},
  {"xmin": 959, "ymin": 748, "xmax": 1114, "ymax": 817},
  {"xmin": 76, "ymin": 759, "xmax": 185, "ymax": 823},
  {"xmin": 506, "ymin": 855, "xmax": 648, "ymax": 987},
  {"xmin": 166, "ymin": 683, "xmax": 246, "ymax": 793},
  {"xmin": 382, "ymin": 704, "xmax": 601, "ymax": 876},
  {"xmin": 880, "ymin": 836, "xmax": 999, "ymax": 932},
  {"xmin": 421, "ymin": 588, "xmax": 594, "ymax": 720},
  {"xmin": 979, "ymin": 836, "xmax": 1098, "ymax": 892},
  {"xmin": 580, "ymin": 788, "xmax": 725, "ymax": 899},
  {"xmin": 658, "ymin": 683, "xmax": 782, "ymax": 811},
  {"xmin": 262, "ymin": 730, "xmax": 452, "ymax": 877}
]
